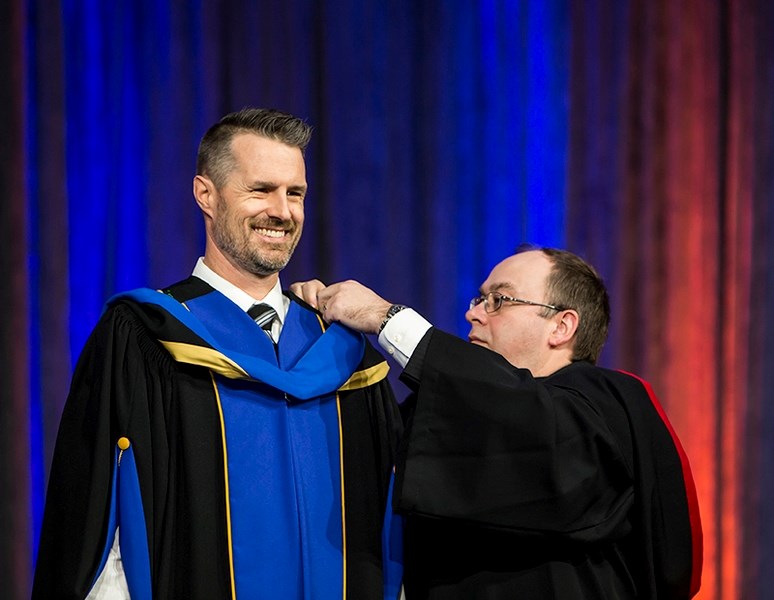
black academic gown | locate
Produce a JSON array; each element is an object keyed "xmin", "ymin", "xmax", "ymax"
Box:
[
  {"xmin": 33, "ymin": 280, "xmax": 403, "ymax": 599},
  {"xmin": 394, "ymin": 329, "xmax": 702, "ymax": 599}
]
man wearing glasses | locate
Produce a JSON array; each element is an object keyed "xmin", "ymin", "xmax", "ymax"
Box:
[{"xmin": 293, "ymin": 246, "xmax": 703, "ymax": 599}]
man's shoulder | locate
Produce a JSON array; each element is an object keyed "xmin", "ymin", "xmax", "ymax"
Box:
[
  {"xmin": 76, "ymin": 292, "xmax": 173, "ymax": 371},
  {"xmin": 592, "ymin": 365, "xmax": 653, "ymax": 397},
  {"xmin": 546, "ymin": 362, "xmax": 656, "ymax": 414},
  {"xmin": 103, "ymin": 275, "xmax": 217, "ymax": 319},
  {"xmin": 553, "ymin": 362, "xmax": 668, "ymax": 426},
  {"xmin": 101, "ymin": 284, "xmax": 206, "ymax": 347},
  {"xmin": 551, "ymin": 361, "xmax": 647, "ymax": 388},
  {"xmin": 107, "ymin": 278, "xmax": 207, "ymax": 320},
  {"xmin": 160, "ymin": 276, "xmax": 214, "ymax": 303}
]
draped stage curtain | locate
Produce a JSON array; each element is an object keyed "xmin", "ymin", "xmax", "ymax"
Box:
[{"xmin": 2, "ymin": 1, "xmax": 772, "ymax": 598}]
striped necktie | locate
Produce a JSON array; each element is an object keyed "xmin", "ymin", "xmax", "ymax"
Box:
[{"xmin": 247, "ymin": 303, "xmax": 277, "ymax": 334}]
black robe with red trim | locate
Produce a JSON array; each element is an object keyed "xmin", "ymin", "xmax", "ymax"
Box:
[
  {"xmin": 33, "ymin": 279, "xmax": 403, "ymax": 599},
  {"xmin": 394, "ymin": 329, "xmax": 702, "ymax": 599}
]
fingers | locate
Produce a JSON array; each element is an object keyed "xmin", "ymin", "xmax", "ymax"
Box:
[
  {"xmin": 290, "ymin": 279, "xmax": 397, "ymax": 335},
  {"xmin": 316, "ymin": 281, "xmax": 393, "ymax": 334},
  {"xmin": 289, "ymin": 279, "xmax": 326, "ymax": 308}
]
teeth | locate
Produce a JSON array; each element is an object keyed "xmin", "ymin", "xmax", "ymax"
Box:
[{"xmin": 255, "ymin": 227, "xmax": 285, "ymax": 238}]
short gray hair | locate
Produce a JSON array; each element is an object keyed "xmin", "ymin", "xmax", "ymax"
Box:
[{"xmin": 196, "ymin": 108, "xmax": 312, "ymax": 188}]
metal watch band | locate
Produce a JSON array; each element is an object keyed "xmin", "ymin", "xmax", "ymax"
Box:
[{"xmin": 378, "ymin": 304, "xmax": 407, "ymax": 333}]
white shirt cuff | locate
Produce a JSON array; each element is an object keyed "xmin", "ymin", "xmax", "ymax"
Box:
[{"xmin": 377, "ymin": 308, "xmax": 432, "ymax": 368}]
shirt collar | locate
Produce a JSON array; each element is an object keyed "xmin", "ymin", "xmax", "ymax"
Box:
[{"xmin": 192, "ymin": 257, "xmax": 289, "ymax": 324}]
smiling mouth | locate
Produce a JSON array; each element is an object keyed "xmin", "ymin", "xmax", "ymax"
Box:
[{"xmin": 253, "ymin": 226, "xmax": 287, "ymax": 239}]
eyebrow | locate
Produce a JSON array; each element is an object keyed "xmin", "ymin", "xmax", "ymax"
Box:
[
  {"xmin": 479, "ymin": 282, "xmax": 515, "ymax": 294},
  {"xmin": 247, "ymin": 181, "xmax": 308, "ymax": 193}
]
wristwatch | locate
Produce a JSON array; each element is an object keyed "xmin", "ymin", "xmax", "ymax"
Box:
[{"xmin": 378, "ymin": 304, "xmax": 407, "ymax": 333}]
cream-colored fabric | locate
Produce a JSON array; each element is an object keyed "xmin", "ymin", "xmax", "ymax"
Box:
[{"xmin": 86, "ymin": 528, "xmax": 130, "ymax": 599}]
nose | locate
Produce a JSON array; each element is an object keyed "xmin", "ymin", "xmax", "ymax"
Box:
[
  {"xmin": 265, "ymin": 190, "xmax": 293, "ymax": 221},
  {"xmin": 465, "ymin": 302, "xmax": 487, "ymax": 325}
]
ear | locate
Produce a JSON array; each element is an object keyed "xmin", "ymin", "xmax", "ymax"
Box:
[
  {"xmin": 548, "ymin": 309, "xmax": 579, "ymax": 349},
  {"xmin": 193, "ymin": 175, "xmax": 217, "ymax": 218}
]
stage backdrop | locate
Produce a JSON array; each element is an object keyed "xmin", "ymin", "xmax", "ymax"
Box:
[{"xmin": 2, "ymin": 0, "xmax": 773, "ymax": 598}]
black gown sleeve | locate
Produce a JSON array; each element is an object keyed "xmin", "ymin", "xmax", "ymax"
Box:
[
  {"xmin": 394, "ymin": 328, "xmax": 634, "ymax": 542},
  {"xmin": 395, "ymin": 328, "xmax": 701, "ymax": 599},
  {"xmin": 33, "ymin": 304, "xmax": 235, "ymax": 599},
  {"xmin": 32, "ymin": 306, "xmax": 160, "ymax": 598},
  {"xmin": 600, "ymin": 369, "xmax": 703, "ymax": 599}
]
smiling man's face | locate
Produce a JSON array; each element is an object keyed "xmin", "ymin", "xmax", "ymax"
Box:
[{"xmin": 205, "ymin": 132, "xmax": 307, "ymax": 277}]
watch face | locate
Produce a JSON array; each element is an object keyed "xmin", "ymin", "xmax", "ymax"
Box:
[
  {"xmin": 380, "ymin": 304, "xmax": 406, "ymax": 332},
  {"xmin": 389, "ymin": 304, "xmax": 406, "ymax": 317}
]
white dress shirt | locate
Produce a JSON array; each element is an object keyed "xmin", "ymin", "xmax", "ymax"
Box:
[{"xmin": 192, "ymin": 257, "xmax": 289, "ymax": 341}]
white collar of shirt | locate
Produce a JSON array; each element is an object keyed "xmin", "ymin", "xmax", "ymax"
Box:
[{"xmin": 191, "ymin": 258, "xmax": 289, "ymax": 327}]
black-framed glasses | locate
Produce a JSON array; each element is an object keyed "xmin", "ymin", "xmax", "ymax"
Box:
[{"xmin": 469, "ymin": 291, "xmax": 566, "ymax": 314}]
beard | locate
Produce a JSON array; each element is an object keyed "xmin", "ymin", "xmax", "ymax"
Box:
[{"xmin": 211, "ymin": 213, "xmax": 302, "ymax": 276}]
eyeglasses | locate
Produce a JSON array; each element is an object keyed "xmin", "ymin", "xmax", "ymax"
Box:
[{"xmin": 469, "ymin": 291, "xmax": 566, "ymax": 314}]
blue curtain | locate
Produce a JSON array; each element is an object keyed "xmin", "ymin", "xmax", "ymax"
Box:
[
  {"xmin": 22, "ymin": 3, "xmax": 571, "ymax": 588},
  {"xmin": 7, "ymin": 0, "xmax": 774, "ymax": 597}
]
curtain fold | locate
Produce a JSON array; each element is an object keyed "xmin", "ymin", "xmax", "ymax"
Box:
[
  {"xmin": 4, "ymin": 1, "xmax": 774, "ymax": 597},
  {"xmin": 743, "ymin": 0, "xmax": 774, "ymax": 594},
  {"xmin": 0, "ymin": 0, "xmax": 28, "ymax": 594}
]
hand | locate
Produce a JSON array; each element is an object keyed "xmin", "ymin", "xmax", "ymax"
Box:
[
  {"xmin": 289, "ymin": 279, "xmax": 326, "ymax": 309},
  {"xmin": 316, "ymin": 280, "xmax": 394, "ymax": 334}
]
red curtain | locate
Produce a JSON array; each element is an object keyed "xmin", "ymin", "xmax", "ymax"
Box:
[{"xmin": 569, "ymin": 1, "xmax": 774, "ymax": 597}]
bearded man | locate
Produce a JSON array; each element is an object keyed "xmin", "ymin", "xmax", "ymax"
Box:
[{"xmin": 33, "ymin": 109, "xmax": 403, "ymax": 600}]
